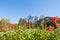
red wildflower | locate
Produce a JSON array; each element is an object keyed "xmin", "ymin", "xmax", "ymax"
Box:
[
  {"xmin": 48, "ymin": 26, "xmax": 54, "ymax": 32},
  {"xmin": 0, "ymin": 28, "xmax": 7, "ymax": 31},
  {"xmin": 51, "ymin": 16, "xmax": 58, "ymax": 22},
  {"xmin": 7, "ymin": 24, "xmax": 17, "ymax": 29},
  {"xmin": 56, "ymin": 24, "xmax": 60, "ymax": 28},
  {"xmin": 1, "ymin": 28, "xmax": 7, "ymax": 31}
]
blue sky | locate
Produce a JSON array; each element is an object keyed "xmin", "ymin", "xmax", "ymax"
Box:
[{"xmin": 0, "ymin": 0, "xmax": 60, "ymax": 23}]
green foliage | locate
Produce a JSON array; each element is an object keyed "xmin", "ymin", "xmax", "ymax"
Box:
[
  {"xmin": 18, "ymin": 18, "xmax": 27, "ymax": 25},
  {"xmin": 0, "ymin": 17, "xmax": 10, "ymax": 28},
  {"xmin": 0, "ymin": 18, "xmax": 10, "ymax": 24},
  {"xmin": 0, "ymin": 28, "xmax": 60, "ymax": 40}
]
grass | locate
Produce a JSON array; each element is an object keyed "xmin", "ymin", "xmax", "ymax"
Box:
[{"xmin": 0, "ymin": 27, "xmax": 60, "ymax": 40}]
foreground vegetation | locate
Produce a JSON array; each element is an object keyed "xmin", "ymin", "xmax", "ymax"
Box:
[
  {"xmin": 0, "ymin": 27, "xmax": 60, "ymax": 40},
  {"xmin": 0, "ymin": 16, "xmax": 60, "ymax": 40}
]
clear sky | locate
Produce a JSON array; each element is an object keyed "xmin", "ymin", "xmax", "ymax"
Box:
[{"xmin": 0, "ymin": 0, "xmax": 60, "ymax": 23}]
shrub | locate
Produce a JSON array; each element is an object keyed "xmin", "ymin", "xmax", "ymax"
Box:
[{"xmin": 0, "ymin": 28, "xmax": 60, "ymax": 40}]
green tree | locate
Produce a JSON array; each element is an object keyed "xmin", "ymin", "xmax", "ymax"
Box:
[
  {"xmin": 23, "ymin": 19, "xmax": 27, "ymax": 24},
  {"xmin": 18, "ymin": 18, "xmax": 27, "ymax": 25},
  {"xmin": 0, "ymin": 17, "xmax": 10, "ymax": 28},
  {"xmin": 18, "ymin": 18, "xmax": 23, "ymax": 25}
]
